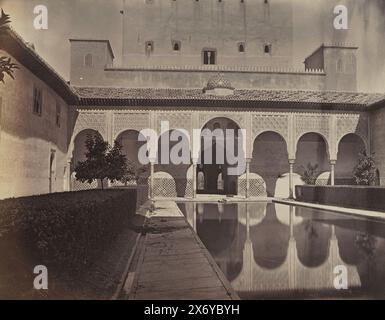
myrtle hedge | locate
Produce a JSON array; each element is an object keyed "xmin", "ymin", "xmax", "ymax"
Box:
[{"xmin": 0, "ymin": 189, "xmax": 136, "ymax": 276}]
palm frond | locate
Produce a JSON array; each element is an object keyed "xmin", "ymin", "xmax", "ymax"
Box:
[{"xmin": 0, "ymin": 9, "xmax": 11, "ymax": 26}]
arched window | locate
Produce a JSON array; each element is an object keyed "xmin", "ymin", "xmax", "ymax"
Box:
[
  {"xmin": 198, "ymin": 171, "xmax": 205, "ymax": 190},
  {"xmin": 145, "ymin": 41, "xmax": 154, "ymax": 55},
  {"xmin": 337, "ymin": 59, "xmax": 344, "ymax": 73},
  {"xmin": 238, "ymin": 43, "xmax": 245, "ymax": 53},
  {"xmin": 217, "ymin": 171, "xmax": 224, "ymax": 191},
  {"xmin": 264, "ymin": 44, "xmax": 271, "ymax": 54},
  {"xmin": 85, "ymin": 54, "xmax": 93, "ymax": 67},
  {"xmin": 172, "ymin": 41, "xmax": 181, "ymax": 51}
]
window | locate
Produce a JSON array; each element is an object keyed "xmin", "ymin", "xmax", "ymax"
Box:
[
  {"xmin": 49, "ymin": 149, "xmax": 56, "ymax": 193},
  {"xmin": 264, "ymin": 44, "xmax": 272, "ymax": 54},
  {"xmin": 145, "ymin": 41, "xmax": 154, "ymax": 55},
  {"xmin": 238, "ymin": 42, "xmax": 245, "ymax": 53},
  {"xmin": 203, "ymin": 49, "xmax": 216, "ymax": 65},
  {"xmin": 172, "ymin": 40, "xmax": 181, "ymax": 51},
  {"xmin": 84, "ymin": 54, "xmax": 93, "ymax": 67},
  {"xmin": 56, "ymin": 102, "xmax": 61, "ymax": 127},
  {"xmin": 337, "ymin": 59, "xmax": 344, "ymax": 73},
  {"xmin": 33, "ymin": 86, "xmax": 43, "ymax": 116}
]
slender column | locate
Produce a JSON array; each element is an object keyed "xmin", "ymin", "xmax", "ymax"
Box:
[
  {"xmin": 289, "ymin": 159, "xmax": 295, "ymax": 199},
  {"xmin": 246, "ymin": 204, "xmax": 250, "ymax": 240},
  {"xmin": 330, "ymin": 160, "xmax": 336, "ymax": 186},
  {"xmin": 149, "ymin": 161, "xmax": 155, "ymax": 200},
  {"xmin": 245, "ymin": 158, "xmax": 251, "ymax": 198},
  {"xmin": 192, "ymin": 162, "xmax": 197, "ymax": 198},
  {"xmin": 65, "ymin": 159, "xmax": 72, "ymax": 191}
]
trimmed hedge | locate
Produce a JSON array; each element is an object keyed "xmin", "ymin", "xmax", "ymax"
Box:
[
  {"xmin": 296, "ymin": 185, "xmax": 385, "ymax": 212},
  {"xmin": 0, "ymin": 189, "xmax": 137, "ymax": 275}
]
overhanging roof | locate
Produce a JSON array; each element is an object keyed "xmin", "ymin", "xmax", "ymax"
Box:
[
  {"xmin": 74, "ymin": 86, "xmax": 385, "ymax": 111},
  {"xmin": 0, "ymin": 28, "xmax": 79, "ymax": 104}
]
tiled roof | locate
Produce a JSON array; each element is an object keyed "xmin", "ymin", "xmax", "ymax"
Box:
[
  {"xmin": 74, "ymin": 86, "xmax": 384, "ymax": 108},
  {"xmin": 0, "ymin": 28, "xmax": 79, "ymax": 104}
]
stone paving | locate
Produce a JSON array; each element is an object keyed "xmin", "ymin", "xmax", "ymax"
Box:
[{"xmin": 126, "ymin": 201, "xmax": 239, "ymax": 300}]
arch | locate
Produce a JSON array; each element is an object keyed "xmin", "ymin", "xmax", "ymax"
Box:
[
  {"xmin": 275, "ymin": 173, "xmax": 304, "ymax": 199},
  {"xmin": 115, "ymin": 129, "xmax": 147, "ymax": 165},
  {"xmin": 198, "ymin": 117, "xmax": 245, "ymax": 195},
  {"xmin": 251, "ymin": 131, "xmax": 289, "ymax": 196},
  {"xmin": 336, "ymin": 133, "xmax": 367, "ymax": 185},
  {"xmin": 238, "ymin": 172, "xmax": 267, "ymax": 197},
  {"xmin": 295, "ymin": 132, "xmax": 330, "ymax": 160},
  {"xmin": 295, "ymin": 132, "xmax": 330, "ymax": 184},
  {"xmin": 70, "ymin": 129, "xmax": 104, "ymax": 191},
  {"xmin": 150, "ymin": 171, "xmax": 177, "ymax": 198},
  {"xmin": 155, "ymin": 129, "xmax": 191, "ymax": 197},
  {"xmin": 197, "ymin": 170, "xmax": 205, "ymax": 191},
  {"xmin": 253, "ymin": 130, "xmax": 289, "ymax": 152},
  {"xmin": 199, "ymin": 115, "xmax": 243, "ymax": 132}
]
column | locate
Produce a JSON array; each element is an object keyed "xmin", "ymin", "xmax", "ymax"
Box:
[
  {"xmin": 330, "ymin": 160, "xmax": 336, "ymax": 186},
  {"xmin": 289, "ymin": 159, "xmax": 295, "ymax": 199},
  {"xmin": 192, "ymin": 161, "xmax": 197, "ymax": 198},
  {"xmin": 65, "ymin": 159, "xmax": 72, "ymax": 191},
  {"xmin": 246, "ymin": 204, "xmax": 250, "ymax": 240},
  {"xmin": 149, "ymin": 161, "xmax": 155, "ymax": 200},
  {"xmin": 245, "ymin": 158, "xmax": 251, "ymax": 198}
]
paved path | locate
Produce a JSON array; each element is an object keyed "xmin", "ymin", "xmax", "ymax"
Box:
[{"xmin": 126, "ymin": 201, "xmax": 239, "ymax": 300}]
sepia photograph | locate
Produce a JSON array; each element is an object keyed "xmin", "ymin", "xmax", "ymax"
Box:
[{"xmin": 1, "ymin": 0, "xmax": 385, "ymax": 312}]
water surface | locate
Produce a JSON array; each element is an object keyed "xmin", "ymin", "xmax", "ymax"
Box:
[{"xmin": 178, "ymin": 202, "xmax": 385, "ymax": 299}]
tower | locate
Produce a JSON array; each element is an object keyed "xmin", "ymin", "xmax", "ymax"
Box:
[
  {"xmin": 304, "ymin": 43, "xmax": 358, "ymax": 92},
  {"xmin": 121, "ymin": 0, "xmax": 294, "ymax": 68}
]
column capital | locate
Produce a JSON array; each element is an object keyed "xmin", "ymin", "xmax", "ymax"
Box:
[
  {"xmin": 288, "ymin": 159, "xmax": 295, "ymax": 165},
  {"xmin": 246, "ymin": 158, "xmax": 252, "ymax": 164},
  {"xmin": 330, "ymin": 160, "xmax": 337, "ymax": 165}
]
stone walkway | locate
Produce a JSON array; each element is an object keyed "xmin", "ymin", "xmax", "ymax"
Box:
[{"xmin": 125, "ymin": 201, "xmax": 239, "ymax": 300}]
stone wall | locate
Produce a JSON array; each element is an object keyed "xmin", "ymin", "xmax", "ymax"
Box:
[
  {"xmin": 122, "ymin": 0, "xmax": 293, "ymax": 68},
  {"xmin": 371, "ymin": 107, "xmax": 385, "ymax": 185},
  {"xmin": 0, "ymin": 51, "xmax": 70, "ymax": 199}
]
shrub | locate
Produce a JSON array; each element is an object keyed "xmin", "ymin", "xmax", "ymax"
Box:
[
  {"xmin": 0, "ymin": 190, "xmax": 136, "ymax": 276},
  {"xmin": 301, "ymin": 163, "xmax": 319, "ymax": 185},
  {"xmin": 353, "ymin": 150, "xmax": 377, "ymax": 186}
]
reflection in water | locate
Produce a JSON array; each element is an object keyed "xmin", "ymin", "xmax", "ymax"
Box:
[{"xmin": 178, "ymin": 202, "xmax": 385, "ymax": 299}]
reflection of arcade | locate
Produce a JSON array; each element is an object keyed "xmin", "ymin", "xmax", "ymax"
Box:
[
  {"xmin": 197, "ymin": 118, "xmax": 243, "ymax": 196},
  {"xmin": 180, "ymin": 203, "xmax": 385, "ymax": 298}
]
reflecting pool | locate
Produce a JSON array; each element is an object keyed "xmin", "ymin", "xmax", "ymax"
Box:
[{"xmin": 177, "ymin": 202, "xmax": 385, "ymax": 299}]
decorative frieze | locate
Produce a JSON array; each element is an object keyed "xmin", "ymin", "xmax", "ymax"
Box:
[
  {"xmin": 73, "ymin": 112, "xmax": 107, "ymax": 139},
  {"xmin": 113, "ymin": 112, "xmax": 150, "ymax": 137},
  {"xmin": 252, "ymin": 114, "xmax": 289, "ymax": 143}
]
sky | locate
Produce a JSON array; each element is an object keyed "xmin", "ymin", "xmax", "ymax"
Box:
[{"xmin": 1, "ymin": 0, "xmax": 385, "ymax": 93}]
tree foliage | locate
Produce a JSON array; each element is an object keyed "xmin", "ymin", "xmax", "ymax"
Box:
[
  {"xmin": 75, "ymin": 134, "xmax": 127, "ymax": 189},
  {"xmin": 301, "ymin": 163, "xmax": 319, "ymax": 185},
  {"xmin": 0, "ymin": 9, "xmax": 18, "ymax": 83},
  {"xmin": 120, "ymin": 159, "xmax": 149, "ymax": 185},
  {"xmin": 353, "ymin": 150, "xmax": 377, "ymax": 186}
]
